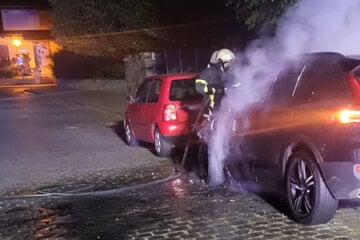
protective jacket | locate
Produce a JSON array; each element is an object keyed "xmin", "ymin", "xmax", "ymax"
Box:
[{"xmin": 195, "ymin": 65, "xmax": 227, "ymax": 118}]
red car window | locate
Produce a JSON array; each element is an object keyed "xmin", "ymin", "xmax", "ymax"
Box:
[
  {"xmin": 170, "ymin": 78, "xmax": 203, "ymax": 101},
  {"xmin": 135, "ymin": 80, "xmax": 153, "ymax": 103},
  {"xmin": 147, "ymin": 79, "xmax": 162, "ymax": 103}
]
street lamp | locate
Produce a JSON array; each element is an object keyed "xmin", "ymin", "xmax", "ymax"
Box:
[
  {"xmin": 12, "ymin": 38, "xmax": 22, "ymax": 48},
  {"xmin": 11, "ymin": 38, "xmax": 24, "ymax": 79}
]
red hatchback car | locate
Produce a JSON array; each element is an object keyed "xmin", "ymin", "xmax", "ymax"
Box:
[{"xmin": 124, "ymin": 73, "xmax": 203, "ymax": 157}]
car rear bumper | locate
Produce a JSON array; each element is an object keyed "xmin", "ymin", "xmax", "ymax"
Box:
[
  {"xmin": 163, "ymin": 134, "xmax": 189, "ymax": 145},
  {"xmin": 321, "ymin": 161, "xmax": 360, "ymax": 199},
  {"xmin": 158, "ymin": 122, "xmax": 190, "ymax": 137},
  {"xmin": 159, "ymin": 122, "xmax": 189, "ymax": 145}
]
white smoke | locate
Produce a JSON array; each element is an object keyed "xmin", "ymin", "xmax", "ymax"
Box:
[
  {"xmin": 279, "ymin": 0, "xmax": 360, "ymax": 55},
  {"xmin": 207, "ymin": 0, "xmax": 360, "ymax": 185}
]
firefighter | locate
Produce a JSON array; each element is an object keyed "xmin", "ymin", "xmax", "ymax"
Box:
[
  {"xmin": 195, "ymin": 48, "xmax": 235, "ymax": 120},
  {"xmin": 195, "ymin": 48, "xmax": 235, "ymax": 184}
]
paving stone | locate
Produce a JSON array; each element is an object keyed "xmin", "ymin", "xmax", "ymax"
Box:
[{"xmin": 0, "ymin": 167, "xmax": 359, "ymax": 239}]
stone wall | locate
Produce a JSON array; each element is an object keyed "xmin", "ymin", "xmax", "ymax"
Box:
[
  {"xmin": 124, "ymin": 53, "xmax": 148, "ymax": 94},
  {"xmin": 56, "ymin": 78, "xmax": 127, "ymax": 92}
]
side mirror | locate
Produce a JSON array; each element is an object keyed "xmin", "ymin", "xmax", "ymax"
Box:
[{"xmin": 126, "ymin": 95, "xmax": 135, "ymax": 103}]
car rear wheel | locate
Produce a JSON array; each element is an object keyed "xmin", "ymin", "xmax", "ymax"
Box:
[
  {"xmin": 154, "ymin": 127, "xmax": 172, "ymax": 157},
  {"xmin": 285, "ymin": 150, "xmax": 338, "ymax": 225},
  {"xmin": 124, "ymin": 120, "xmax": 137, "ymax": 146}
]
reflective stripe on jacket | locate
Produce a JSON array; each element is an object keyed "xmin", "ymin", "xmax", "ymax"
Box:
[
  {"xmin": 195, "ymin": 79, "xmax": 209, "ymax": 94},
  {"xmin": 196, "ymin": 78, "xmax": 215, "ymax": 108}
]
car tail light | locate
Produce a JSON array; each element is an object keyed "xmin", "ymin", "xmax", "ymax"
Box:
[
  {"xmin": 347, "ymin": 72, "xmax": 360, "ymax": 105},
  {"xmin": 338, "ymin": 109, "xmax": 360, "ymax": 123},
  {"xmin": 334, "ymin": 72, "xmax": 360, "ymax": 123},
  {"xmin": 163, "ymin": 104, "xmax": 177, "ymax": 121},
  {"xmin": 355, "ymin": 164, "xmax": 360, "ymax": 174}
]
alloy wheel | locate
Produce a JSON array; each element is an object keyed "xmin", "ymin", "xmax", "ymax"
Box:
[
  {"xmin": 289, "ymin": 157, "xmax": 315, "ymax": 216},
  {"xmin": 125, "ymin": 123, "xmax": 131, "ymax": 143},
  {"xmin": 124, "ymin": 120, "xmax": 137, "ymax": 146},
  {"xmin": 154, "ymin": 130, "xmax": 161, "ymax": 154},
  {"xmin": 286, "ymin": 150, "xmax": 339, "ymax": 225}
]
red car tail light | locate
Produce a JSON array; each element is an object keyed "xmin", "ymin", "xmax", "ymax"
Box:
[
  {"xmin": 163, "ymin": 104, "xmax": 177, "ymax": 121},
  {"xmin": 355, "ymin": 164, "xmax": 360, "ymax": 174},
  {"xmin": 347, "ymin": 72, "xmax": 360, "ymax": 105},
  {"xmin": 334, "ymin": 72, "xmax": 360, "ymax": 123}
]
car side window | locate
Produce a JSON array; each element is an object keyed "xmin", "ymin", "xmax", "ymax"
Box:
[
  {"xmin": 147, "ymin": 79, "xmax": 162, "ymax": 103},
  {"xmin": 268, "ymin": 64, "xmax": 305, "ymax": 101},
  {"xmin": 135, "ymin": 79, "xmax": 153, "ymax": 103}
]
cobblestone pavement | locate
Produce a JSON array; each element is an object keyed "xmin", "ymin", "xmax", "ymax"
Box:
[{"xmin": 1, "ymin": 165, "xmax": 360, "ymax": 240}]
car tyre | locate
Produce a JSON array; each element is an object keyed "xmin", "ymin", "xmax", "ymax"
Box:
[
  {"xmin": 285, "ymin": 150, "xmax": 338, "ymax": 225},
  {"xmin": 154, "ymin": 127, "xmax": 172, "ymax": 157},
  {"xmin": 124, "ymin": 120, "xmax": 138, "ymax": 146}
]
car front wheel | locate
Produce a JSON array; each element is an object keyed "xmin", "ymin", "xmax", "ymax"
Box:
[
  {"xmin": 154, "ymin": 127, "xmax": 172, "ymax": 157},
  {"xmin": 124, "ymin": 120, "xmax": 137, "ymax": 146},
  {"xmin": 285, "ymin": 150, "xmax": 338, "ymax": 225}
]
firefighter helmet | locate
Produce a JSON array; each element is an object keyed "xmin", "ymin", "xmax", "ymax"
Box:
[
  {"xmin": 214, "ymin": 48, "xmax": 235, "ymax": 71},
  {"xmin": 209, "ymin": 50, "xmax": 219, "ymax": 65},
  {"xmin": 216, "ymin": 48, "xmax": 235, "ymax": 63}
]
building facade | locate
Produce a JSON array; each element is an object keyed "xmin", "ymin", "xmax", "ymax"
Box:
[{"xmin": 0, "ymin": 0, "xmax": 54, "ymax": 82}]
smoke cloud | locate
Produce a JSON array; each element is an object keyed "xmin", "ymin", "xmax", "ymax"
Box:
[{"xmin": 207, "ymin": 0, "xmax": 360, "ymax": 185}]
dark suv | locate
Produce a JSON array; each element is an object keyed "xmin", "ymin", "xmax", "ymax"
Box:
[{"xmin": 225, "ymin": 52, "xmax": 360, "ymax": 225}]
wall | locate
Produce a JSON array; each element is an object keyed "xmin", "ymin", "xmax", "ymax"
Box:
[
  {"xmin": 56, "ymin": 78, "xmax": 127, "ymax": 91},
  {"xmin": 53, "ymin": 51, "xmax": 125, "ymax": 79},
  {"xmin": 53, "ymin": 20, "xmax": 249, "ymax": 90}
]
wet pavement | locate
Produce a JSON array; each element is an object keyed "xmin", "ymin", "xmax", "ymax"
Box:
[
  {"xmin": 1, "ymin": 166, "xmax": 360, "ymax": 240},
  {"xmin": 1, "ymin": 85, "xmax": 360, "ymax": 239},
  {"xmin": 0, "ymin": 85, "xmax": 158, "ymax": 195}
]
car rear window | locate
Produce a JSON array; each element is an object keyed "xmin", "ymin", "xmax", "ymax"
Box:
[{"xmin": 170, "ymin": 78, "xmax": 203, "ymax": 101}]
